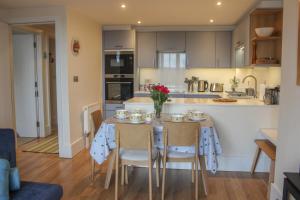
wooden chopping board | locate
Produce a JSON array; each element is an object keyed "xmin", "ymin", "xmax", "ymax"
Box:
[{"xmin": 213, "ymin": 98, "xmax": 238, "ymax": 103}]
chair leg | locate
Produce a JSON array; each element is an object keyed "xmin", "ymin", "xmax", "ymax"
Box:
[
  {"xmin": 156, "ymin": 156, "xmax": 160, "ymax": 188},
  {"xmin": 121, "ymin": 165, "xmax": 125, "ymax": 186},
  {"xmin": 115, "ymin": 154, "xmax": 119, "ymax": 200},
  {"xmin": 105, "ymin": 149, "xmax": 116, "ymax": 189},
  {"xmin": 195, "ymin": 156, "xmax": 199, "ymax": 200},
  {"xmin": 200, "ymin": 156, "xmax": 208, "ymax": 196},
  {"xmin": 251, "ymin": 146, "xmax": 261, "ymax": 174},
  {"xmin": 268, "ymin": 160, "xmax": 275, "ymax": 200},
  {"xmin": 125, "ymin": 165, "xmax": 128, "ymax": 185},
  {"xmin": 149, "ymin": 160, "xmax": 153, "ymax": 200},
  {"xmin": 91, "ymin": 159, "xmax": 95, "ymax": 182},
  {"xmin": 192, "ymin": 161, "xmax": 195, "ymax": 183}
]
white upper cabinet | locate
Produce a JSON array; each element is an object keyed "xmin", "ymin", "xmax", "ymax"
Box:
[
  {"xmin": 186, "ymin": 32, "xmax": 216, "ymax": 68},
  {"xmin": 137, "ymin": 32, "xmax": 157, "ymax": 68},
  {"xmin": 156, "ymin": 32, "xmax": 186, "ymax": 52},
  {"xmin": 103, "ymin": 30, "xmax": 135, "ymax": 50},
  {"xmin": 215, "ymin": 31, "xmax": 232, "ymax": 68}
]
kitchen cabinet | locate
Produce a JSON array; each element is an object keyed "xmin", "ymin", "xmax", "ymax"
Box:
[
  {"xmin": 232, "ymin": 15, "xmax": 250, "ymax": 67},
  {"xmin": 137, "ymin": 32, "xmax": 157, "ymax": 68},
  {"xmin": 186, "ymin": 32, "xmax": 216, "ymax": 68},
  {"xmin": 103, "ymin": 30, "xmax": 135, "ymax": 50},
  {"xmin": 216, "ymin": 31, "xmax": 232, "ymax": 68},
  {"xmin": 156, "ymin": 31, "xmax": 186, "ymax": 52}
]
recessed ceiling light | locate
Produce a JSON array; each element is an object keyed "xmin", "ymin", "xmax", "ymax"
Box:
[
  {"xmin": 217, "ymin": 1, "xmax": 222, "ymax": 6},
  {"xmin": 137, "ymin": 20, "xmax": 142, "ymax": 24},
  {"xmin": 210, "ymin": 19, "xmax": 214, "ymax": 23},
  {"xmin": 121, "ymin": 4, "xmax": 126, "ymax": 8}
]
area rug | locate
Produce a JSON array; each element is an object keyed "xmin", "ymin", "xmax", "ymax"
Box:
[{"xmin": 21, "ymin": 134, "xmax": 59, "ymax": 154}]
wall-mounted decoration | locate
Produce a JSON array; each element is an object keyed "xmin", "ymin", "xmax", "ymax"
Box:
[
  {"xmin": 71, "ymin": 39, "xmax": 80, "ymax": 56},
  {"xmin": 298, "ymin": 1, "xmax": 300, "ymax": 85}
]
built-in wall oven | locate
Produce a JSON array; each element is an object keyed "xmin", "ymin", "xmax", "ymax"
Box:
[
  {"xmin": 105, "ymin": 51, "xmax": 134, "ymax": 74},
  {"xmin": 104, "ymin": 50, "xmax": 134, "ymax": 118},
  {"xmin": 105, "ymin": 74, "xmax": 134, "ymax": 103}
]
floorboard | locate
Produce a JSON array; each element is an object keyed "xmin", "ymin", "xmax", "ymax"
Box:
[{"xmin": 16, "ymin": 149, "xmax": 268, "ymax": 200}]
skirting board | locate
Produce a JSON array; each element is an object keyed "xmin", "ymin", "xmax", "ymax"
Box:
[
  {"xmin": 270, "ymin": 183, "xmax": 282, "ymax": 200},
  {"xmin": 59, "ymin": 136, "xmax": 84, "ymax": 158}
]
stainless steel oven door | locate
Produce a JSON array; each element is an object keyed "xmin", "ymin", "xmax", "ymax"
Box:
[{"xmin": 105, "ymin": 80, "xmax": 133, "ymax": 103}]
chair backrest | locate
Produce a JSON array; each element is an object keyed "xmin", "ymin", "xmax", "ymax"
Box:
[
  {"xmin": 115, "ymin": 123, "xmax": 153, "ymax": 149},
  {"xmin": 91, "ymin": 110, "xmax": 103, "ymax": 134},
  {"xmin": 0, "ymin": 129, "xmax": 17, "ymax": 168},
  {"xmin": 163, "ymin": 121, "xmax": 200, "ymax": 146}
]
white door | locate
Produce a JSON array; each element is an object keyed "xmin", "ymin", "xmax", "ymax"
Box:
[{"xmin": 13, "ymin": 34, "xmax": 39, "ymax": 138}]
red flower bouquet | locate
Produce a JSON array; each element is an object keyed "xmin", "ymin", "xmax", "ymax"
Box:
[{"xmin": 150, "ymin": 84, "xmax": 170, "ymax": 118}]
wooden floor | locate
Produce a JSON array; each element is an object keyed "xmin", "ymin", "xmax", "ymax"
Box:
[{"xmin": 17, "ymin": 149, "xmax": 268, "ymax": 200}]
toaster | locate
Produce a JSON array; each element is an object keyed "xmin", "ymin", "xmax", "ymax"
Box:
[{"xmin": 210, "ymin": 83, "xmax": 224, "ymax": 92}]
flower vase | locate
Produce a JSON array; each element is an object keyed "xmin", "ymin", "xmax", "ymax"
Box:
[{"xmin": 154, "ymin": 101, "xmax": 163, "ymax": 119}]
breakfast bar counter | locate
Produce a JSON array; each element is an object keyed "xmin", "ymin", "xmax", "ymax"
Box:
[{"xmin": 124, "ymin": 97, "xmax": 279, "ymax": 172}]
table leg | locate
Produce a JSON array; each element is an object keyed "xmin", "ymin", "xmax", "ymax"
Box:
[
  {"xmin": 268, "ymin": 160, "xmax": 275, "ymax": 199},
  {"xmin": 200, "ymin": 156, "xmax": 209, "ymax": 196},
  {"xmin": 104, "ymin": 149, "xmax": 116, "ymax": 189}
]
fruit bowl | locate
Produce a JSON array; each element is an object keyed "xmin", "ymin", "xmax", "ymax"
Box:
[{"xmin": 255, "ymin": 27, "xmax": 274, "ymax": 37}]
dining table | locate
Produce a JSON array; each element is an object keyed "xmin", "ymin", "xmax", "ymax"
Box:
[{"xmin": 90, "ymin": 113, "xmax": 222, "ymax": 189}]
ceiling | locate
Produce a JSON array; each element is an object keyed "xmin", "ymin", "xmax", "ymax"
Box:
[{"xmin": 0, "ymin": 0, "xmax": 261, "ymax": 25}]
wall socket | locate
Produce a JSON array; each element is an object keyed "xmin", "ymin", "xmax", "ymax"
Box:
[{"xmin": 73, "ymin": 76, "xmax": 79, "ymax": 82}]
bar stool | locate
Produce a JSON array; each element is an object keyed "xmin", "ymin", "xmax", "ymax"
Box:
[{"xmin": 251, "ymin": 139, "xmax": 276, "ymax": 199}]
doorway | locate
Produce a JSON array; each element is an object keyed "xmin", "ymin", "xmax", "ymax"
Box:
[{"xmin": 12, "ymin": 24, "xmax": 59, "ymax": 154}]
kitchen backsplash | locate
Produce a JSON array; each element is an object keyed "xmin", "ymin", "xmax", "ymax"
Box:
[{"xmin": 138, "ymin": 67, "xmax": 281, "ymax": 92}]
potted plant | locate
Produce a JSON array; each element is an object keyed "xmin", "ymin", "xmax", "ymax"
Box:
[{"xmin": 150, "ymin": 84, "xmax": 170, "ymax": 118}]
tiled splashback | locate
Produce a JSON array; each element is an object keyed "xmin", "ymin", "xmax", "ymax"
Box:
[{"xmin": 139, "ymin": 67, "xmax": 281, "ymax": 92}]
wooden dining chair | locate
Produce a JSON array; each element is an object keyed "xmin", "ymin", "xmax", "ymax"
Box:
[
  {"xmin": 115, "ymin": 123, "xmax": 160, "ymax": 200},
  {"xmin": 90, "ymin": 109, "xmax": 103, "ymax": 182},
  {"xmin": 161, "ymin": 121, "xmax": 206, "ymax": 200}
]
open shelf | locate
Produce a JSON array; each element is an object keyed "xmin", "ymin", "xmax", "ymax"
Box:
[
  {"xmin": 250, "ymin": 8, "xmax": 283, "ymax": 66},
  {"xmin": 252, "ymin": 36, "xmax": 281, "ymax": 41},
  {"xmin": 251, "ymin": 64, "xmax": 281, "ymax": 67}
]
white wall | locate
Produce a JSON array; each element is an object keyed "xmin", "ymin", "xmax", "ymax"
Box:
[
  {"xmin": 271, "ymin": 0, "xmax": 300, "ymax": 199},
  {"xmin": 0, "ymin": 21, "xmax": 14, "ymax": 129},
  {"xmin": 66, "ymin": 8, "xmax": 102, "ymax": 155}
]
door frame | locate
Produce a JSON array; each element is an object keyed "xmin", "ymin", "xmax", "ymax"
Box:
[{"xmin": 8, "ymin": 16, "xmax": 72, "ymax": 158}]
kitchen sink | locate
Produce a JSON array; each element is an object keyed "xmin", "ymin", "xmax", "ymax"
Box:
[{"xmin": 226, "ymin": 91, "xmax": 254, "ymax": 99}]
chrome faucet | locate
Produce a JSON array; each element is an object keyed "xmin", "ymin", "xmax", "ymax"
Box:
[{"xmin": 242, "ymin": 75, "xmax": 258, "ymax": 98}]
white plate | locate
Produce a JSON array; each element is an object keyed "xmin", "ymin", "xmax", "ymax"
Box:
[
  {"xmin": 129, "ymin": 120, "xmax": 145, "ymax": 124},
  {"xmin": 114, "ymin": 115, "xmax": 129, "ymax": 120},
  {"xmin": 189, "ymin": 117, "xmax": 207, "ymax": 121}
]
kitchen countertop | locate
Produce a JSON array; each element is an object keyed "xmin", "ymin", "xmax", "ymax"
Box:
[
  {"xmin": 124, "ymin": 97, "xmax": 277, "ymax": 107},
  {"xmin": 134, "ymin": 91, "xmax": 224, "ymax": 95},
  {"xmin": 260, "ymin": 128, "xmax": 278, "ymax": 146}
]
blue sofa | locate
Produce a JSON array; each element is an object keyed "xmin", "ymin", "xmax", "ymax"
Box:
[{"xmin": 0, "ymin": 129, "xmax": 63, "ymax": 200}]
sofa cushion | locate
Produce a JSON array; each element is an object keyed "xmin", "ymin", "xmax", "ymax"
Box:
[
  {"xmin": 11, "ymin": 181, "xmax": 63, "ymax": 200},
  {"xmin": 0, "ymin": 159, "xmax": 10, "ymax": 200},
  {"xmin": 0, "ymin": 129, "xmax": 17, "ymax": 168},
  {"xmin": 9, "ymin": 168, "xmax": 20, "ymax": 191}
]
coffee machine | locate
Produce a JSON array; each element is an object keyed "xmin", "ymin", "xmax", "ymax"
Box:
[{"xmin": 264, "ymin": 86, "xmax": 280, "ymax": 105}]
